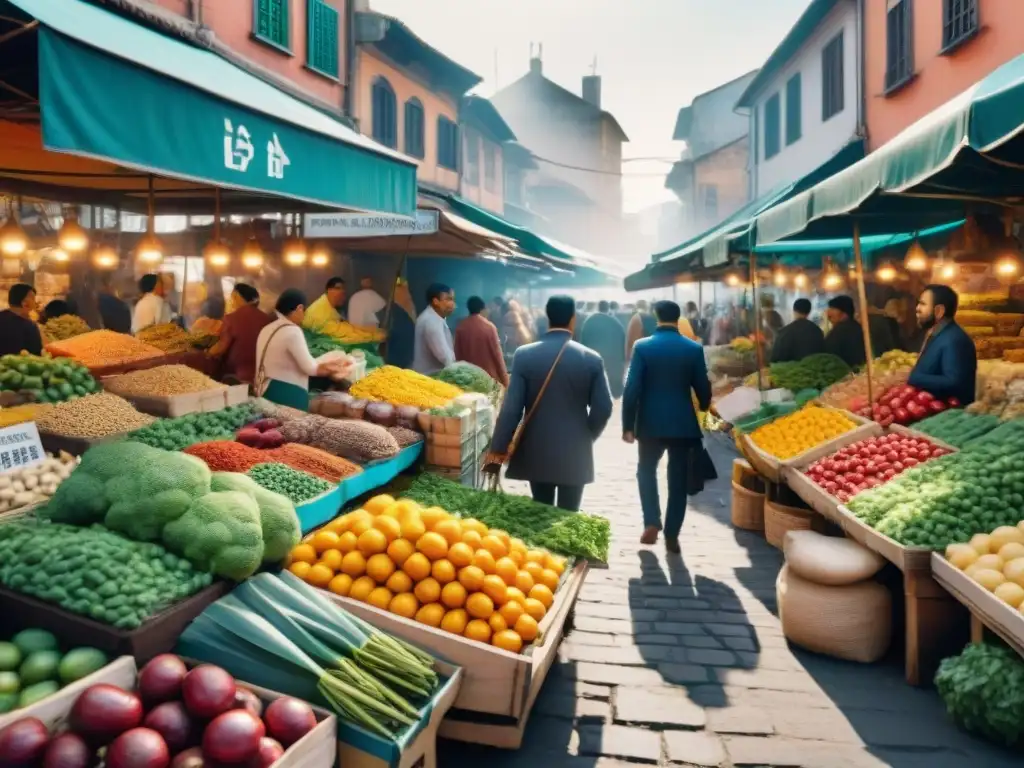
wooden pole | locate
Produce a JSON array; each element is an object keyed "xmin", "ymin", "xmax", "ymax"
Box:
[
  {"xmin": 853, "ymin": 221, "xmax": 876, "ymax": 410},
  {"xmin": 751, "ymin": 252, "xmax": 766, "ymax": 397}
]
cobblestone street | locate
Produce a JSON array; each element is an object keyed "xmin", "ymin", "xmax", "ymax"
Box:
[{"xmin": 440, "ymin": 410, "xmax": 1020, "ymax": 768}]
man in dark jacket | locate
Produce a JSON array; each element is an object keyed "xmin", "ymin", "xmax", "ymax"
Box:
[
  {"xmin": 824, "ymin": 295, "xmax": 868, "ymax": 367},
  {"xmin": 580, "ymin": 300, "xmax": 627, "ymax": 398},
  {"xmin": 908, "ymin": 284, "xmax": 977, "ymax": 405},
  {"xmin": 0, "ymin": 283, "xmax": 42, "ymax": 356},
  {"xmin": 485, "ymin": 296, "xmax": 614, "ymax": 511},
  {"xmin": 623, "ymin": 300, "xmax": 712, "ymax": 553},
  {"xmin": 771, "ymin": 298, "xmax": 825, "ymax": 363}
]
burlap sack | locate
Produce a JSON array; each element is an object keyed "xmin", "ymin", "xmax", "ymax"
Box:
[
  {"xmin": 783, "ymin": 530, "xmax": 885, "ymax": 586},
  {"xmin": 776, "ymin": 564, "xmax": 892, "ymax": 663}
]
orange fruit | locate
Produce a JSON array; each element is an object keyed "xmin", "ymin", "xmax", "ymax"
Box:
[
  {"xmin": 495, "ymin": 557, "xmax": 519, "ymax": 586},
  {"xmin": 490, "ymin": 529, "xmax": 511, "ymax": 547},
  {"xmin": 545, "ymin": 553, "xmax": 566, "ymax": 575},
  {"xmin": 367, "ymin": 586, "xmax": 393, "ymax": 610},
  {"xmin": 288, "ymin": 561, "xmax": 312, "ymax": 579},
  {"xmin": 399, "ymin": 514, "xmax": 426, "ymax": 541},
  {"xmin": 499, "ymin": 600, "xmax": 524, "ymax": 626},
  {"xmin": 514, "ymin": 570, "xmax": 535, "ymax": 594},
  {"xmin": 441, "ymin": 581, "xmax": 468, "ymax": 608},
  {"xmin": 366, "ymin": 553, "xmax": 396, "ymax": 584},
  {"xmin": 349, "ymin": 515, "xmax": 373, "ymax": 537},
  {"xmin": 433, "ymin": 519, "xmax": 463, "ymax": 546},
  {"xmin": 364, "ymin": 494, "xmax": 395, "ymax": 515},
  {"xmin": 336, "ymin": 531, "xmax": 358, "ymax": 554},
  {"xmin": 523, "ymin": 597, "xmax": 546, "ymax": 621},
  {"xmin": 386, "ymin": 570, "xmax": 413, "ymax": 594},
  {"xmin": 523, "ymin": 562, "xmax": 545, "ymax": 583},
  {"xmin": 414, "ymin": 577, "xmax": 442, "ymax": 604},
  {"xmin": 472, "ymin": 549, "xmax": 497, "ymax": 574},
  {"xmin": 417, "ymin": 532, "xmax": 449, "ymax": 561},
  {"xmin": 461, "ymin": 518, "xmax": 488, "ymax": 536},
  {"xmin": 349, "ymin": 575, "xmax": 376, "ymax": 602},
  {"xmin": 458, "ymin": 565, "xmax": 485, "ymax": 592},
  {"xmin": 441, "ymin": 608, "xmax": 469, "ymax": 634},
  {"xmin": 387, "ymin": 538, "xmax": 415, "ymax": 567},
  {"xmin": 514, "ymin": 613, "xmax": 539, "ymax": 642},
  {"xmin": 488, "ymin": 613, "xmax": 508, "ymax": 633},
  {"xmin": 394, "ymin": 499, "xmax": 422, "ymax": 517},
  {"xmin": 311, "ymin": 530, "xmax": 340, "ymax": 554},
  {"xmin": 341, "ymin": 551, "xmax": 367, "ymax": 577},
  {"xmin": 357, "ymin": 528, "xmax": 388, "ymax": 557},
  {"xmin": 508, "ymin": 549, "xmax": 524, "ymax": 567},
  {"xmin": 466, "ymin": 592, "xmax": 495, "ymax": 620},
  {"xmin": 290, "ymin": 543, "xmax": 317, "ymax": 564},
  {"xmin": 324, "ymin": 518, "xmax": 347, "ymax": 535},
  {"xmin": 538, "ymin": 569, "xmax": 560, "ymax": 591},
  {"xmin": 373, "ymin": 515, "xmax": 402, "ymax": 543},
  {"xmin": 529, "ymin": 583, "xmax": 554, "ymax": 609},
  {"xmin": 492, "ymin": 629, "xmax": 524, "ymax": 653},
  {"xmin": 415, "ymin": 602, "xmax": 445, "ymax": 627},
  {"xmin": 432, "ymin": 559, "xmax": 457, "ymax": 584},
  {"xmin": 461, "ymin": 530, "xmax": 483, "ymax": 549},
  {"xmin": 525, "ymin": 550, "xmax": 546, "ymax": 565},
  {"xmin": 482, "ymin": 574, "xmax": 508, "ymax": 605},
  {"xmin": 320, "ymin": 550, "xmax": 343, "ymax": 571},
  {"xmin": 420, "ymin": 506, "xmax": 450, "ymax": 530},
  {"xmin": 505, "ymin": 587, "xmax": 527, "ymax": 606},
  {"xmin": 510, "ymin": 537, "xmax": 528, "ymax": 555},
  {"xmin": 448, "ymin": 541, "xmax": 474, "ymax": 568},
  {"xmin": 480, "ymin": 535, "xmax": 508, "ymax": 559},
  {"xmin": 389, "ymin": 592, "xmax": 419, "ymax": 619},
  {"xmin": 306, "ymin": 563, "xmax": 334, "ymax": 588},
  {"xmin": 402, "ymin": 552, "xmax": 432, "ymax": 581},
  {"xmin": 328, "ymin": 573, "xmax": 353, "ymax": 596},
  {"xmin": 464, "ymin": 619, "xmax": 492, "ymax": 643}
]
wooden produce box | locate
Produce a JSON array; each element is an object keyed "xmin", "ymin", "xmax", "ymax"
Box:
[
  {"xmin": 39, "ymin": 430, "xmax": 129, "ymax": 457},
  {"xmin": 932, "ymin": 553, "xmax": 1024, "ymax": 658},
  {"xmin": 834, "ymin": 504, "xmax": 932, "ymax": 573},
  {"xmin": 102, "ymin": 380, "xmax": 248, "ymax": 417}
]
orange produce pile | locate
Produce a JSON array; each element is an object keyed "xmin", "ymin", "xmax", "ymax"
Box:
[
  {"xmin": 286, "ymin": 494, "xmax": 568, "ymax": 653},
  {"xmin": 46, "ymin": 330, "xmax": 166, "ymax": 369}
]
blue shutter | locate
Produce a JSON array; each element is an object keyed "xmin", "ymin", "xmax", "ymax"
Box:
[
  {"xmin": 307, "ymin": 0, "xmax": 339, "ymax": 78},
  {"xmin": 785, "ymin": 74, "xmax": 801, "ymax": 145},
  {"xmin": 254, "ymin": 0, "xmax": 289, "ymax": 50}
]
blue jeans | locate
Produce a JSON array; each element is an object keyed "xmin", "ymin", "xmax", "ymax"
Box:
[{"xmin": 637, "ymin": 439, "xmax": 693, "ymax": 539}]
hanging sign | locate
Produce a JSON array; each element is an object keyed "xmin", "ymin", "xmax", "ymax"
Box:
[
  {"xmin": 303, "ymin": 210, "xmax": 439, "ymax": 238},
  {"xmin": 0, "ymin": 422, "xmax": 45, "ymax": 474}
]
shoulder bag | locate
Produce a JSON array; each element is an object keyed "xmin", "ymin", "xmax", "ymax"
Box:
[{"xmin": 252, "ymin": 323, "xmax": 290, "ymax": 397}]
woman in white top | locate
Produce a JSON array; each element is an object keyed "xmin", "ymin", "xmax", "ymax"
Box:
[{"xmin": 254, "ymin": 289, "xmax": 341, "ymax": 411}]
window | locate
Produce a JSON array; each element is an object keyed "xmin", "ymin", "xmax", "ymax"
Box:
[
  {"xmin": 437, "ymin": 117, "xmax": 460, "ymax": 170},
  {"xmin": 484, "ymin": 143, "xmax": 497, "ymax": 192},
  {"xmin": 763, "ymin": 93, "xmax": 780, "ymax": 160},
  {"xmin": 942, "ymin": 0, "xmax": 978, "ymax": 51},
  {"xmin": 306, "ymin": 0, "xmax": 338, "ymax": 78},
  {"xmin": 821, "ymin": 31, "xmax": 844, "ymax": 121},
  {"xmin": 371, "ymin": 77, "xmax": 397, "ymax": 149},
  {"xmin": 253, "ymin": 0, "xmax": 289, "ymax": 50},
  {"xmin": 885, "ymin": 0, "xmax": 914, "ymax": 92},
  {"xmin": 463, "ymin": 130, "xmax": 480, "ymax": 185},
  {"xmin": 402, "ymin": 99, "xmax": 425, "ymax": 159},
  {"xmin": 699, "ymin": 184, "xmax": 718, "ymax": 221},
  {"xmin": 785, "ymin": 74, "xmax": 801, "ymax": 145}
]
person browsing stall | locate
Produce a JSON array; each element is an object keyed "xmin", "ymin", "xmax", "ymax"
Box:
[
  {"xmin": 908, "ymin": 284, "xmax": 977, "ymax": 405},
  {"xmin": 412, "ymin": 283, "xmax": 456, "ymax": 375},
  {"xmin": 454, "ymin": 296, "xmax": 508, "ymax": 387},
  {"xmin": 132, "ymin": 273, "xmax": 172, "ymax": 334},
  {"xmin": 303, "ymin": 276, "xmax": 347, "ymax": 331},
  {"xmin": 0, "ymin": 283, "xmax": 42, "ymax": 356},
  {"xmin": 208, "ymin": 283, "xmax": 272, "ymax": 384},
  {"xmin": 771, "ymin": 298, "xmax": 825, "ymax": 363},
  {"xmin": 348, "ymin": 277, "xmax": 387, "ymax": 328}
]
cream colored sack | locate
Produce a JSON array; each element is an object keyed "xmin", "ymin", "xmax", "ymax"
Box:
[
  {"xmin": 776, "ymin": 564, "xmax": 892, "ymax": 663},
  {"xmin": 783, "ymin": 530, "xmax": 885, "ymax": 586}
]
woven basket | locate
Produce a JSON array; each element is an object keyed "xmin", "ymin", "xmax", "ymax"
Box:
[
  {"xmin": 732, "ymin": 458, "xmax": 757, "ymax": 485},
  {"xmin": 765, "ymin": 499, "xmax": 819, "ymax": 548},
  {"xmin": 732, "ymin": 481, "xmax": 765, "ymax": 531},
  {"xmin": 737, "ymin": 434, "xmax": 782, "ymax": 483}
]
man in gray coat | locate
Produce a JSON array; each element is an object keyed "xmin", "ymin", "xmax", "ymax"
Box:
[{"xmin": 485, "ymin": 295, "xmax": 614, "ymax": 511}]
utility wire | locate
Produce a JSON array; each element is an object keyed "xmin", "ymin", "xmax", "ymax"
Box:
[{"xmin": 530, "ymin": 152, "xmax": 677, "ymax": 177}]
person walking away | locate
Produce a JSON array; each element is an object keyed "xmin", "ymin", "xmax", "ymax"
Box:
[
  {"xmin": 626, "ymin": 299, "xmax": 658, "ymax": 361},
  {"xmin": 303, "ymin": 277, "xmax": 347, "ymax": 330},
  {"xmin": 824, "ymin": 295, "xmax": 868, "ymax": 368},
  {"xmin": 0, "ymin": 283, "xmax": 42, "ymax": 356},
  {"xmin": 622, "ymin": 300, "xmax": 712, "ymax": 553},
  {"xmin": 131, "ymin": 273, "xmax": 172, "ymax": 334},
  {"xmin": 348, "ymin": 277, "xmax": 387, "ymax": 328},
  {"xmin": 384, "ymin": 279, "xmax": 416, "ymax": 369},
  {"xmin": 580, "ymin": 300, "xmax": 627, "ymax": 398},
  {"xmin": 610, "ymin": 300, "xmax": 629, "ymax": 329},
  {"xmin": 412, "ymin": 283, "xmax": 456, "ymax": 375},
  {"xmin": 208, "ymin": 283, "xmax": 272, "ymax": 384},
  {"xmin": 908, "ymin": 284, "xmax": 977, "ymax": 405},
  {"xmin": 454, "ymin": 296, "xmax": 509, "ymax": 387},
  {"xmin": 485, "ymin": 296, "xmax": 613, "ymax": 511},
  {"xmin": 97, "ymin": 274, "xmax": 132, "ymax": 334},
  {"xmin": 771, "ymin": 298, "xmax": 825, "ymax": 363}
]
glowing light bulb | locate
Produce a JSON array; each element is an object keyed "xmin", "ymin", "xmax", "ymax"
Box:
[
  {"xmin": 876, "ymin": 263, "xmax": 897, "ymax": 282},
  {"xmin": 136, "ymin": 232, "xmax": 163, "ymax": 264},
  {"xmin": 0, "ymin": 218, "xmax": 27, "ymax": 257},
  {"xmin": 57, "ymin": 219, "xmax": 88, "ymax": 253}
]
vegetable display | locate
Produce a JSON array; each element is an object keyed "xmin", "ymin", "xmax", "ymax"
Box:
[
  {"xmin": 248, "ymin": 463, "xmax": 332, "ymax": 504},
  {"xmin": 127, "ymin": 402, "xmax": 259, "ymax": 452},
  {"xmin": 748, "ymin": 404, "xmax": 858, "ymax": 460},
  {"xmin": 34, "ymin": 393, "xmax": 155, "ymax": 439},
  {"xmin": 41, "ymin": 315, "xmax": 91, "ymax": 342},
  {"xmin": 819, "ymin": 368, "xmax": 912, "ymax": 413},
  {"xmin": 268, "ymin": 443, "xmax": 362, "ymax": 483},
  {"xmin": 0, "ymin": 628, "xmax": 107, "ymax": 714},
  {"xmin": 46, "ymin": 330, "xmax": 166, "ymax": 369},
  {"xmin": 767, "ymin": 353, "xmax": 851, "ymax": 392},
  {"xmin": 943, "ymin": 523, "xmax": 1024, "ymax": 605},
  {"xmin": 0, "ymin": 353, "xmax": 99, "ymax": 404},
  {"xmin": 350, "ymin": 365, "xmax": 462, "ymax": 409},
  {"xmin": 0, "ymin": 451, "xmax": 78, "ymax": 514},
  {"xmin": 103, "ymin": 365, "xmax": 226, "ymax": 398},
  {"xmin": 236, "ymin": 418, "xmax": 286, "ymax": 449},
  {"xmin": 308, "ymin": 319, "xmax": 386, "ymax": 345},
  {"xmin": 434, "ymin": 362, "xmax": 500, "ymax": 395},
  {"xmin": 279, "ymin": 415, "xmax": 400, "ymax": 463},
  {"xmin": 915, "ymin": 409, "xmax": 1001, "ymax": 448},
  {"xmin": 136, "ymin": 322, "xmax": 192, "ymax": 354},
  {"xmin": 935, "ymin": 643, "xmax": 1024, "ymax": 748},
  {"xmin": 0, "ymin": 520, "xmax": 213, "ymax": 628},
  {"xmin": 855, "ymin": 384, "xmax": 959, "ymax": 427},
  {"xmin": 402, "ymin": 473, "xmax": 610, "ymax": 561}
]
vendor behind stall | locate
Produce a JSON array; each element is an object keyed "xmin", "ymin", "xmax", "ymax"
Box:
[
  {"xmin": 132, "ymin": 273, "xmax": 173, "ymax": 334},
  {"xmin": 908, "ymin": 284, "xmax": 977, "ymax": 405},
  {"xmin": 347, "ymin": 277, "xmax": 387, "ymax": 328},
  {"xmin": 413, "ymin": 283, "xmax": 456, "ymax": 375},
  {"xmin": 303, "ymin": 276, "xmax": 347, "ymax": 330},
  {"xmin": 0, "ymin": 283, "xmax": 42, "ymax": 356},
  {"xmin": 39, "ymin": 299, "xmax": 72, "ymax": 324},
  {"xmin": 771, "ymin": 298, "xmax": 825, "ymax": 363},
  {"xmin": 208, "ymin": 283, "xmax": 272, "ymax": 384}
]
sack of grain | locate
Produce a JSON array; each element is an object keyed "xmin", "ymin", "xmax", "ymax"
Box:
[
  {"xmin": 776, "ymin": 564, "xmax": 892, "ymax": 663},
  {"xmin": 783, "ymin": 530, "xmax": 885, "ymax": 586}
]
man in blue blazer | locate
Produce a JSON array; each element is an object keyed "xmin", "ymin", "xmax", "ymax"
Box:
[
  {"xmin": 622, "ymin": 300, "xmax": 712, "ymax": 552},
  {"xmin": 908, "ymin": 284, "xmax": 977, "ymax": 405}
]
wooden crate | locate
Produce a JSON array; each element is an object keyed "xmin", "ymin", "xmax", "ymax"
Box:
[
  {"xmin": 835, "ymin": 505, "xmax": 933, "ymax": 573},
  {"xmin": 932, "ymin": 553, "xmax": 1024, "ymax": 658},
  {"xmin": 102, "ymin": 381, "xmax": 249, "ymax": 417}
]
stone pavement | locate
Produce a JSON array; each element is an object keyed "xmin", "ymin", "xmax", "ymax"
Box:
[{"xmin": 439, "ymin": 409, "xmax": 1020, "ymax": 768}]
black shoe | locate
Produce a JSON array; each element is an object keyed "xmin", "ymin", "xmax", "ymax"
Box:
[{"xmin": 665, "ymin": 537, "xmax": 681, "ymax": 554}]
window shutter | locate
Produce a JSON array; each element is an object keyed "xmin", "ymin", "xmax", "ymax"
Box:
[
  {"xmin": 254, "ymin": 0, "xmax": 289, "ymax": 49},
  {"xmin": 307, "ymin": 0, "xmax": 339, "ymax": 77}
]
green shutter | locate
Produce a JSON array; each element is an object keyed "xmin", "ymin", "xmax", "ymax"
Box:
[
  {"xmin": 307, "ymin": 0, "xmax": 339, "ymax": 78},
  {"xmin": 254, "ymin": 0, "xmax": 289, "ymax": 50}
]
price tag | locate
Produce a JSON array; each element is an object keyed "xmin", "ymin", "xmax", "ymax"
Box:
[{"xmin": 0, "ymin": 422, "xmax": 45, "ymax": 474}]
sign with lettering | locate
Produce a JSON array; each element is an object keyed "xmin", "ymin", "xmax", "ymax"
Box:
[
  {"xmin": 0, "ymin": 422, "xmax": 45, "ymax": 474},
  {"xmin": 304, "ymin": 210, "xmax": 439, "ymax": 238}
]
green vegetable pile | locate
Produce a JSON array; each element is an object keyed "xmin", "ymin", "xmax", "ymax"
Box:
[
  {"xmin": 0, "ymin": 628, "xmax": 108, "ymax": 714},
  {"xmin": 0, "ymin": 353, "xmax": 99, "ymax": 404},
  {"xmin": 402, "ymin": 473, "xmax": 610, "ymax": 562},
  {"xmin": 127, "ymin": 402, "xmax": 259, "ymax": 451},
  {"xmin": 848, "ymin": 419, "xmax": 1024, "ymax": 550},
  {"xmin": 914, "ymin": 409, "xmax": 1001, "ymax": 448},
  {"xmin": 935, "ymin": 643, "xmax": 1024, "ymax": 748},
  {"xmin": 434, "ymin": 362, "xmax": 499, "ymax": 395},
  {"xmin": 733, "ymin": 401, "xmax": 800, "ymax": 433},
  {"xmin": 0, "ymin": 519, "xmax": 213, "ymax": 628},
  {"xmin": 769, "ymin": 353, "xmax": 851, "ymax": 392},
  {"xmin": 303, "ymin": 329, "xmax": 384, "ymax": 370},
  {"xmin": 248, "ymin": 462, "xmax": 331, "ymax": 504}
]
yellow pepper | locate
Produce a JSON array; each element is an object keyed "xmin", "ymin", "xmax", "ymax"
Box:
[
  {"xmin": 750, "ymin": 404, "xmax": 856, "ymax": 460},
  {"xmin": 349, "ymin": 365, "xmax": 462, "ymax": 409}
]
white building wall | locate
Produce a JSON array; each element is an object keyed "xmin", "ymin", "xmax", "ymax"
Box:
[{"xmin": 748, "ymin": 0, "xmax": 860, "ymax": 197}]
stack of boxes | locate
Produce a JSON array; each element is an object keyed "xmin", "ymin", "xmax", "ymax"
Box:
[{"xmin": 423, "ymin": 400, "xmax": 494, "ymax": 488}]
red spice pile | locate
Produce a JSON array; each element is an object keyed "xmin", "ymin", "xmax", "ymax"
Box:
[
  {"xmin": 268, "ymin": 443, "xmax": 362, "ymax": 483},
  {"xmin": 184, "ymin": 441, "xmax": 267, "ymax": 473}
]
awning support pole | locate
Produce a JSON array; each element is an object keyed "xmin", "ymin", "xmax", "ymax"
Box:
[
  {"xmin": 381, "ymin": 236, "xmax": 412, "ymax": 344},
  {"xmin": 751, "ymin": 253, "xmax": 765, "ymax": 397},
  {"xmin": 853, "ymin": 221, "xmax": 875, "ymax": 410}
]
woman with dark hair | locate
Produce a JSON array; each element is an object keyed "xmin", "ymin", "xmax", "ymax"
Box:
[
  {"xmin": 207, "ymin": 283, "xmax": 272, "ymax": 384},
  {"xmin": 40, "ymin": 300, "xmax": 72, "ymax": 324}
]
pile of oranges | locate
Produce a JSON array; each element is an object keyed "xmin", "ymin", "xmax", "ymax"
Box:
[{"xmin": 285, "ymin": 493, "xmax": 567, "ymax": 653}]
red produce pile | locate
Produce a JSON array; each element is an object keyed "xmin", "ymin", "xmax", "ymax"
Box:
[
  {"xmin": 237, "ymin": 418, "xmax": 286, "ymax": 449},
  {"xmin": 183, "ymin": 440, "xmax": 267, "ymax": 473},
  {"xmin": 856, "ymin": 384, "xmax": 960, "ymax": 427},
  {"xmin": 804, "ymin": 432, "xmax": 952, "ymax": 503}
]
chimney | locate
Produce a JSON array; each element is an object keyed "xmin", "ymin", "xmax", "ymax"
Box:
[
  {"xmin": 529, "ymin": 42, "xmax": 543, "ymax": 75},
  {"xmin": 582, "ymin": 75, "xmax": 601, "ymax": 108}
]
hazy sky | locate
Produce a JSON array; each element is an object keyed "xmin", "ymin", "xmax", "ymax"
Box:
[{"xmin": 371, "ymin": 0, "xmax": 813, "ymax": 213}]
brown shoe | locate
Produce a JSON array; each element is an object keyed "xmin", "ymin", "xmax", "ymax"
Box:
[{"xmin": 640, "ymin": 526, "xmax": 660, "ymax": 545}]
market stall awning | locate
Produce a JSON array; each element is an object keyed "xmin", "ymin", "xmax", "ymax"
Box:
[
  {"xmin": 441, "ymin": 195, "xmax": 580, "ymax": 263},
  {"xmin": 0, "ymin": 0, "xmax": 417, "ymax": 215},
  {"xmin": 756, "ymin": 53, "xmax": 1024, "ymax": 245}
]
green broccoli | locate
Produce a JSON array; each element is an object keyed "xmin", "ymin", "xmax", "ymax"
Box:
[
  {"xmin": 162, "ymin": 491, "xmax": 265, "ymax": 580},
  {"xmin": 210, "ymin": 472, "xmax": 301, "ymax": 564}
]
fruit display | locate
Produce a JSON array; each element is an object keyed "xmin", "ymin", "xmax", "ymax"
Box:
[
  {"xmin": 34, "ymin": 393, "xmax": 155, "ymax": 439},
  {"xmin": 279, "ymin": 415, "xmax": 400, "ymax": 463},
  {"xmin": 748, "ymin": 404, "xmax": 858, "ymax": 460},
  {"xmin": 803, "ymin": 433, "xmax": 952, "ymax": 503},
  {"xmin": 944, "ymin": 523, "xmax": 1024, "ymax": 607},
  {"xmin": 103, "ymin": 365, "xmax": 226, "ymax": 398},
  {"xmin": 855, "ymin": 384, "xmax": 959, "ymax": 427},
  {"xmin": 935, "ymin": 643, "xmax": 1024, "ymax": 748},
  {"xmin": 0, "ymin": 629, "xmax": 107, "ymax": 714},
  {"xmin": 434, "ymin": 362, "xmax": 501, "ymax": 395},
  {"xmin": 0, "ymin": 520, "xmax": 213, "ymax": 628},
  {"xmin": 0, "ymin": 653, "xmax": 321, "ymax": 767},
  {"xmin": 350, "ymin": 365, "xmax": 463, "ymax": 409},
  {"xmin": 818, "ymin": 367, "xmax": 911, "ymax": 413},
  {"xmin": 402, "ymin": 474, "xmax": 610, "ymax": 562},
  {"xmin": 768, "ymin": 353, "xmax": 851, "ymax": 392},
  {"xmin": 288, "ymin": 494, "xmax": 567, "ymax": 652},
  {"xmin": 248, "ymin": 463, "xmax": 332, "ymax": 504},
  {"xmin": 873, "ymin": 349, "xmax": 918, "ymax": 373},
  {"xmin": 0, "ymin": 452, "xmax": 78, "ymax": 514},
  {"xmin": 732, "ymin": 401, "xmax": 799, "ymax": 434},
  {"xmin": 179, "ymin": 572, "xmax": 440, "ymax": 740},
  {"xmin": 136, "ymin": 322, "xmax": 192, "ymax": 354},
  {"xmin": 967, "ymin": 360, "xmax": 1024, "ymax": 419},
  {"xmin": 730, "ymin": 337, "xmax": 755, "ymax": 354},
  {"xmin": 0, "ymin": 353, "xmax": 99, "ymax": 404},
  {"xmin": 46, "ymin": 330, "xmax": 166, "ymax": 369},
  {"xmin": 914, "ymin": 409, "xmax": 1001, "ymax": 448},
  {"xmin": 127, "ymin": 402, "xmax": 259, "ymax": 452},
  {"xmin": 40, "ymin": 314, "xmax": 91, "ymax": 342},
  {"xmin": 742, "ymin": 367, "xmax": 774, "ymax": 388}
]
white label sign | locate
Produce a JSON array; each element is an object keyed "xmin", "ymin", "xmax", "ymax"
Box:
[
  {"xmin": 0, "ymin": 422, "xmax": 45, "ymax": 474},
  {"xmin": 304, "ymin": 210, "xmax": 438, "ymax": 238}
]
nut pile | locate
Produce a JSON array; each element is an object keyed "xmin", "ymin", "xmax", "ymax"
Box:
[
  {"xmin": 387, "ymin": 425, "xmax": 423, "ymax": 448},
  {"xmin": 46, "ymin": 330, "xmax": 166, "ymax": 369},
  {"xmin": 280, "ymin": 415, "xmax": 399, "ymax": 463},
  {"xmin": 136, "ymin": 322, "xmax": 191, "ymax": 354},
  {"xmin": 248, "ymin": 462, "xmax": 332, "ymax": 503},
  {"xmin": 104, "ymin": 364, "xmax": 226, "ymax": 397},
  {"xmin": 34, "ymin": 393, "xmax": 155, "ymax": 438},
  {"xmin": 268, "ymin": 443, "xmax": 362, "ymax": 482}
]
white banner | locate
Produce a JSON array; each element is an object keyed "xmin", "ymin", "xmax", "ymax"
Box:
[
  {"xmin": 0, "ymin": 422, "xmax": 45, "ymax": 473},
  {"xmin": 304, "ymin": 210, "xmax": 439, "ymax": 238}
]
